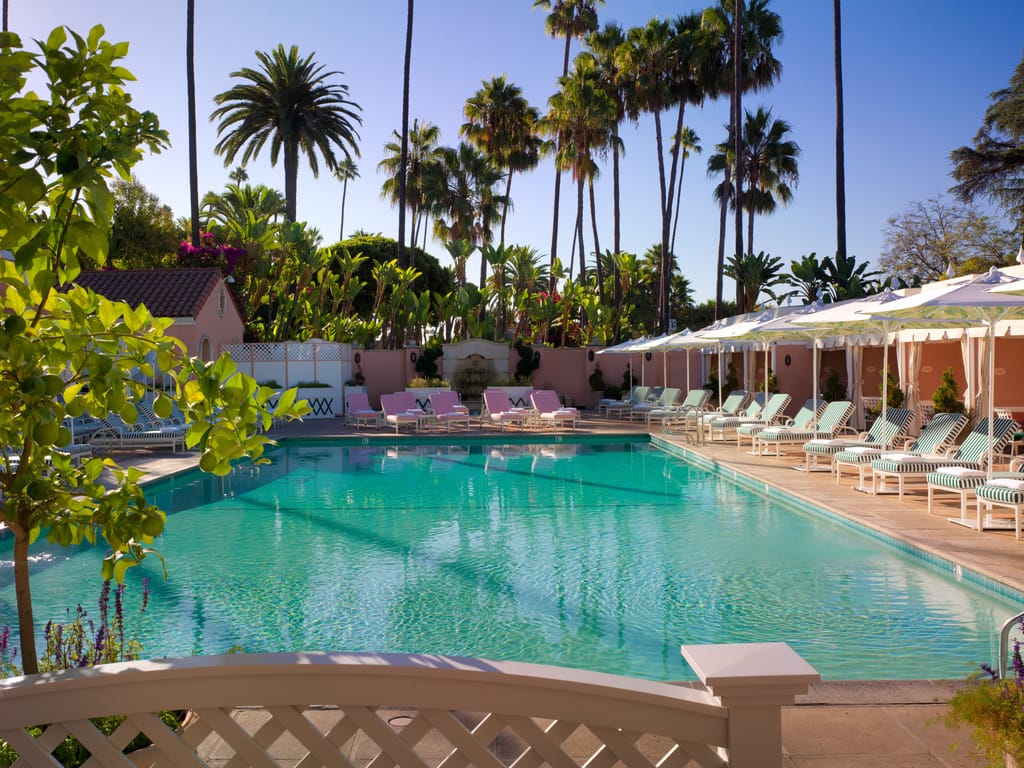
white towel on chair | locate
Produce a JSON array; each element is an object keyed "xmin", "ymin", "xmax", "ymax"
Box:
[
  {"xmin": 934, "ymin": 466, "xmax": 985, "ymax": 477},
  {"xmin": 845, "ymin": 447, "xmax": 882, "ymax": 455},
  {"xmin": 987, "ymin": 478, "xmax": 1024, "ymax": 490},
  {"xmin": 881, "ymin": 453, "xmax": 921, "ymax": 462}
]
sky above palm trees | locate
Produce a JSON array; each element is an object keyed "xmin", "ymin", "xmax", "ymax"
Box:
[{"xmin": 13, "ymin": 0, "xmax": 1024, "ymax": 302}]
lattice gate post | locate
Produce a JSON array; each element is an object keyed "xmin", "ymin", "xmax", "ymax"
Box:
[{"xmin": 681, "ymin": 642, "xmax": 819, "ymax": 768}]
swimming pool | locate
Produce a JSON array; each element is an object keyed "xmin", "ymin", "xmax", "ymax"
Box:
[{"xmin": 1, "ymin": 438, "xmax": 1019, "ymax": 680}]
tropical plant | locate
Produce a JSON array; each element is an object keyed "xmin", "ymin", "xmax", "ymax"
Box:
[
  {"xmin": 932, "ymin": 367, "xmax": 966, "ymax": 414},
  {"xmin": 723, "ymin": 250, "xmax": 785, "ymax": 312},
  {"xmin": 533, "ymin": 0, "xmax": 604, "ymax": 272},
  {"xmin": 379, "ymin": 119, "xmax": 442, "ymax": 254},
  {"xmin": 945, "ymin": 616, "xmax": 1024, "ymax": 767},
  {"xmin": 783, "ymin": 252, "xmax": 829, "ymax": 304},
  {"xmin": 737, "ymin": 106, "xmax": 799, "ymax": 252},
  {"xmin": 211, "ymin": 44, "xmax": 363, "ymax": 223},
  {"xmin": 823, "ymin": 251, "xmax": 886, "ymax": 301},
  {"xmin": 461, "ymin": 75, "xmax": 543, "ymax": 249},
  {"xmin": 950, "ymin": 50, "xmax": 1024, "ymax": 245},
  {"xmin": 334, "ymin": 157, "xmax": 359, "ymax": 241},
  {"xmin": 0, "ymin": 26, "xmax": 307, "ymax": 673}
]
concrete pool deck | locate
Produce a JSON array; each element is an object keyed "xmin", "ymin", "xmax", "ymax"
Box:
[{"xmin": 105, "ymin": 413, "xmax": 1018, "ymax": 767}]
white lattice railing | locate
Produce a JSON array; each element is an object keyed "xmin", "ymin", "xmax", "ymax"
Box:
[{"xmin": 0, "ymin": 645, "xmax": 818, "ymax": 768}]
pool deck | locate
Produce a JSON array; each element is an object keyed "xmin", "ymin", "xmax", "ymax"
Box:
[{"xmin": 108, "ymin": 413, "xmax": 1018, "ymax": 767}]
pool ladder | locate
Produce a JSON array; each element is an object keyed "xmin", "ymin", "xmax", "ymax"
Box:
[
  {"xmin": 998, "ymin": 610, "xmax": 1024, "ymax": 679},
  {"xmin": 663, "ymin": 405, "xmax": 706, "ymax": 444}
]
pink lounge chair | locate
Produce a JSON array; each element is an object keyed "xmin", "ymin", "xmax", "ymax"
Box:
[
  {"xmin": 429, "ymin": 390, "xmax": 471, "ymax": 432},
  {"xmin": 482, "ymin": 389, "xmax": 528, "ymax": 432},
  {"xmin": 530, "ymin": 389, "xmax": 579, "ymax": 430},
  {"xmin": 345, "ymin": 391, "xmax": 382, "ymax": 430},
  {"xmin": 380, "ymin": 393, "xmax": 422, "ymax": 433}
]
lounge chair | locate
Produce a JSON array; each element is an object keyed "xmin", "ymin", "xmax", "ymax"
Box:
[
  {"xmin": 530, "ymin": 389, "xmax": 579, "ymax": 430},
  {"xmin": 482, "ymin": 389, "xmax": 529, "ymax": 432},
  {"xmin": 973, "ymin": 478, "xmax": 1024, "ymax": 540},
  {"xmin": 345, "ymin": 391, "xmax": 383, "ymax": 430},
  {"xmin": 754, "ymin": 400, "xmax": 856, "ymax": 460},
  {"xmin": 428, "ymin": 390, "xmax": 471, "ymax": 432},
  {"xmin": 628, "ymin": 387, "xmax": 680, "ymax": 422},
  {"xmin": 867, "ymin": 417, "xmax": 1019, "ymax": 500},
  {"xmin": 705, "ymin": 392, "xmax": 793, "ymax": 442},
  {"xmin": 833, "ymin": 411, "xmax": 968, "ymax": 488},
  {"xmin": 801, "ymin": 407, "xmax": 913, "ymax": 473},
  {"xmin": 735, "ymin": 398, "xmax": 824, "ymax": 452},
  {"xmin": 603, "ymin": 386, "xmax": 650, "ymax": 418},
  {"xmin": 928, "ymin": 457, "xmax": 1024, "ymax": 522},
  {"xmin": 669, "ymin": 390, "xmax": 749, "ymax": 433},
  {"xmin": 90, "ymin": 415, "xmax": 187, "ymax": 452},
  {"xmin": 395, "ymin": 390, "xmax": 435, "ymax": 430},
  {"xmin": 651, "ymin": 388, "xmax": 712, "ymax": 427},
  {"xmin": 380, "ymin": 393, "xmax": 422, "ymax": 433}
]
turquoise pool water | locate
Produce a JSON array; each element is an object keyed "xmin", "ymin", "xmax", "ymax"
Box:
[{"xmin": 1, "ymin": 438, "xmax": 1019, "ymax": 681}]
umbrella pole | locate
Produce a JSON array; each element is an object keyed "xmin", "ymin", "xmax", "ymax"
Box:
[
  {"xmin": 686, "ymin": 349, "xmax": 691, "ymax": 392},
  {"xmin": 988, "ymin": 321, "xmax": 996, "ymax": 481},
  {"xmin": 881, "ymin": 329, "xmax": 889, "ymax": 446},
  {"xmin": 717, "ymin": 345, "xmax": 723, "ymax": 406},
  {"xmin": 763, "ymin": 341, "xmax": 770, "ymax": 422},
  {"xmin": 813, "ymin": 339, "xmax": 819, "ymax": 428}
]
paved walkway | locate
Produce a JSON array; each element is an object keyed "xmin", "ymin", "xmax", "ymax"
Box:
[{"xmin": 108, "ymin": 413, "xmax": 1017, "ymax": 767}]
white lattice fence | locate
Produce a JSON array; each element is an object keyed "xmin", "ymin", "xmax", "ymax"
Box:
[
  {"xmin": 224, "ymin": 342, "xmax": 351, "ymax": 415},
  {"xmin": 0, "ymin": 648, "xmax": 817, "ymax": 768}
]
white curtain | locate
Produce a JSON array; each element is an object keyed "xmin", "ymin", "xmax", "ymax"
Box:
[
  {"xmin": 960, "ymin": 335, "xmax": 974, "ymax": 411},
  {"xmin": 846, "ymin": 345, "xmax": 865, "ymax": 429},
  {"xmin": 904, "ymin": 341, "xmax": 923, "ymax": 434},
  {"xmin": 976, "ymin": 335, "xmax": 990, "ymax": 422}
]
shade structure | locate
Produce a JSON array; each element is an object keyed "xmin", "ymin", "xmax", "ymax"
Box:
[
  {"xmin": 594, "ymin": 336, "xmax": 647, "ymax": 390},
  {"xmin": 633, "ymin": 333, "xmax": 682, "ymax": 389},
  {"xmin": 873, "ymin": 267, "xmax": 1024, "ymax": 478}
]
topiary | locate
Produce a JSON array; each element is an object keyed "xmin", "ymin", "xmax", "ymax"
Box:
[
  {"xmin": 867, "ymin": 370, "xmax": 905, "ymax": 417},
  {"xmin": 822, "ymin": 368, "xmax": 848, "ymax": 402},
  {"xmin": 513, "ymin": 338, "xmax": 541, "ymax": 384},
  {"xmin": 414, "ymin": 339, "xmax": 444, "ymax": 380},
  {"xmin": 932, "ymin": 367, "xmax": 966, "ymax": 414},
  {"xmin": 588, "ymin": 363, "xmax": 605, "ymax": 391}
]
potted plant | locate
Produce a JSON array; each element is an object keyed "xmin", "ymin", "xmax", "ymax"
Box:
[
  {"xmin": 589, "ymin": 364, "xmax": 606, "ymax": 408},
  {"xmin": 343, "ymin": 366, "xmax": 367, "ymax": 416},
  {"xmin": 946, "ymin": 616, "xmax": 1024, "ymax": 767},
  {"xmin": 933, "ymin": 367, "xmax": 967, "ymax": 414}
]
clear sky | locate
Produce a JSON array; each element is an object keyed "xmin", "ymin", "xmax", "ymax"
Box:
[{"xmin": 11, "ymin": 1, "xmax": 1024, "ymax": 303}]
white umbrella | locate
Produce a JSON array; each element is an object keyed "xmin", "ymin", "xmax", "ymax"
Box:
[
  {"xmin": 595, "ymin": 336, "xmax": 647, "ymax": 392},
  {"xmin": 634, "ymin": 333, "xmax": 679, "ymax": 388},
  {"xmin": 873, "ymin": 267, "xmax": 1024, "ymax": 478}
]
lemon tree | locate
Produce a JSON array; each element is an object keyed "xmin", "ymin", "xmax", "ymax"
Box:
[{"xmin": 0, "ymin": 26, "xmax": 307, "ymax": 674}]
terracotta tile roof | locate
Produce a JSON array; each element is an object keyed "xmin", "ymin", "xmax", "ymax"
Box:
[{"xmin": 75, "ymin": 268, "xmax": 223, "ymax": 319}]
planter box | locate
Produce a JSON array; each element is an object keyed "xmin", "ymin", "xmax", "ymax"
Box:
[{"xmin": 294, "ymin": 386, "xmax": 338, "ymax": 419}]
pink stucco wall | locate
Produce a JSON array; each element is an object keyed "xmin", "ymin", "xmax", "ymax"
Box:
[{"xmin": 167, "ymin": 278, "xmax": 244, "ymax": 360}]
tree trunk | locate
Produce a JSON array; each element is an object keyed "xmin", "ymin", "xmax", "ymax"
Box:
[
  {"xmin": 588, "ymin": 177, "xmax": 603, "ymax": 303},
  {"xmin": 747, "ymin": 203, "xmax": 754, "ymax": 258},
  {"xmin": 653, "ymin": 111, "xmax": 669, "ymax": 333},
  {"xmin": 397, "ymin": 0, "xmax": 414, "ymax": 269},
  {"xmin": 1, "ymin": 0, "xmax": 7, "ymax": 32},
  {"xmin": 14, "ymin": 527, "xmax": 38, "ymax": 675},
  {"xmin": 834, "ymin": 0, "xmax": 847, "ymax": 260},
  {"xmin": 340, "ymin": 177, "xmax": 349, "ymax": 241},
  {"xmin": 611, "ymin": 127, "xmax": 622, "ymax": 332},
  {"xmin": 186, "ymin": 0, "xmax": 200, "ymax": 247},
  {"xmin": 549, "ymin": 32, "xmax": 573, "ymax": 281},
  {"xmin": 670, "ymin": 149, "xmax": 687, "ymax": 257},
  {"xmin": 733, "ymin": 0, "xmax": 744, "ymax": 307},
  {"xmin": 284, "ymin": 142, "xmax": 299, "ymax": 223},
  {"xmin": 500, "ymin": 170, "xmax": 513, "ymax": 247},
  {"xmin": 662, "ymin": 102, "xmax": 686, "ymax": 333},
  {"xmin": 714, "ymin": 159, "xmax": 730, "ymax": 319}
]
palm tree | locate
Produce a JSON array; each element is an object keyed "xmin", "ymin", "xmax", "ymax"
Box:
[
  {"xmin": 185, "ymin": 0, "xmax": 200, "ymax": 247},
  {"xmin": 228, "ymin": 166, "xmax": 249, "ymax": 184},
  {"xmin": 541, "ymin": 53, "xmax": 617, "ymax": 294},
  {"xmin": 211, "ymin": 44, "xmax": 363, "ymax": 223},
  {"xmin": 461, "ymin": 76, "xmax": 543, "ymax": 250},
  {"xmin": 533, "ymin": 0, "xmax": 604, "ymax": 274},
  {"xmin": 737, "ymin": 106, "xmax": 799, "ymax": 252},
  {"xmin": 398, "ymin": 0, "xmax": 415, "ymax": 268},
  {"xmin": 334, "ymin": 158, "xmax": 359, "ymax": 241},
  {"xmin": 701, "ymin": 0, "xmax": 783, "ymax": 313},
  {"xmin": 379, "ymin": 119, "xmax": 441, "ymax": 256},
  {"xmin": 586, "ymin": 22, "xmax": 627, "ymax": 256},
  {"xmin": 834, "ymin": 0, "xmax": 847, "ymax": 260},
  {"xmin": 670, "ymin": 126, "xmax": 701, "ymax": 257}
]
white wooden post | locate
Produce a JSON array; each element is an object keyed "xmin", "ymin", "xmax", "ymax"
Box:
[{"xmin": 682, "ymin": 642, "xmax": 819, "ymax": 768}]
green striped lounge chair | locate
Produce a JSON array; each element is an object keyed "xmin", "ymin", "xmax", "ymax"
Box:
[
  {"xmin": 801, "ymin": 407, "xmax": 914, "ymax": 473},
  {"xmin": 929, "ymin": 457, "xmax": 1024, "ymax": 523},
  {"xmin": 629, "ymin": 387, "xmax": 680, "ymax": 421},
  {"xmin": 833, "ymin": 411, "xmax": 968, "ymax": 489},
  {"xmin": 705, "ymin": 392, "xmax": 792, "ymax": 442},
  {"xmin": 692, "ymin": 390, "xmax": 750, "ymax": 428},
  {"xmin": 603, "ymin": 386, "xmax": 650, "ymax": 418},
  {"xmin": 701, "ymin": 392, "xmax": 764, "ymax": 440},
  {"xmin": 754, "ymin": 400, "xmax": 856, "ymax": 460},
  {"xmin": 868, "ymin": 417, "xmax": 1019, "ymax": 501},
  {"xmin": 664, "ymin": 389, "xmax": 748, "ymax": 434},
  {"xmin": 736, "ymin": 398, "xmax": 820, "ymax": 452},
  {"xmin": 973, "ymin": 477, "xmax": 1024, "ymax": 540},
  {"xmin": 647, "ymin": 388, "xmax": 710, "ymax": 426}
]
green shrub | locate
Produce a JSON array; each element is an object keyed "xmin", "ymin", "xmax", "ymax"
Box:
[
  {"xmin": 822, "ymin": 368, "xmax": 847, "ymax": 402},
  {"xmin": 932, "ymin": 367, "xmax": 966, "ymax": 414},
  {"xmin": 513, "ymin": 339, "xmax": 541, "ymax": 384},
  {"xmin": 867, "ymin": 370, "xmax": 905, "ymax": 416},
  {"xmin": 414, "ymin": 338, "xmax": 444, "ymax": 380}
]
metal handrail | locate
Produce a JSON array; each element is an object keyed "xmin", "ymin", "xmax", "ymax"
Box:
[{"xmin": 998, "ymin": 610, "xmax": 1024, "ymax": 679}]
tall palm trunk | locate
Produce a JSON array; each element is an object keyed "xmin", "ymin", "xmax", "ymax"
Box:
[
  {"xmin": 550, "ymin": 34, "xmax": 572, "ymax": 281},
  {"xmin": 652, "ymin": 111, "xmax": 670, "ymax": 332},
  {"xmin": 2, "ymin": 1, "xmax": 7, "ymax": 32},
  {"xmin": 834, "ymin": 0, "xmax": 847, "ymax": 260},
  {"xmin": 186, "ymin": 0, "xmax": 200, "ymax": 247},
  {"xmin": 732, "ymin": 0, "xmax": 744, "ymax": 306},
  {"xmin": 747, "ymin": 200, "xmax": 754, "ymax": 256},
  {"xmin": 670, "ymin": 146, "xmax": 689, "ymax": 256},
  {"xmin": 284, "ymin": 142, "xmax": 299, "ymax": 223},
  {"xmin": 588, "ymin": 177, "xmax": 604, "ymax": 303},
  {"xmin": 661, "ymin": 102, "xmax": 686, "ymax": 332},
  {"xmin": 573, "ymin": 176, "xmax": 585, "ymax": 283},
  {"xmin": 714, "ymin": 154, "xmax": 731, "ymax": 319},
  {"xmin": 611, "ymin": 125, "xmax": 622, "ymax": 326},
  {"xmin": 339, "ymin": 176, "xmax": 349, "ymax": 240},
  {"xmin": 500, "ymin": 170, "xmax": 513, "ymax": 247},
  {"xmin": 397, "ymin": 0, "xmax": 414, "ymax": 268}
]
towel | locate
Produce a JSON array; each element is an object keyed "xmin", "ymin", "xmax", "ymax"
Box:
[
  {"xmin": 808, "ymin": 438, "xmax": 840, "ymax": 446},
  {"xmin": 987, "ymin": 479, "xmax": 1024, "ymax": 490},
  {"xmin": 934, "ymin": 466, "xmax": 985, "ymax": 477},
  {"xmin": 846, "ymin": 447, "xmax": 882, "ymax": 455},
  {"xmin": 880, "ymin": 453, "xmax": 921, "ymax": 462}
]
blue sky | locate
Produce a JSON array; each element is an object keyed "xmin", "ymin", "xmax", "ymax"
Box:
[{"xmin": 12, "ymin": 1, "xmax": 1024, "ymax": 302}]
